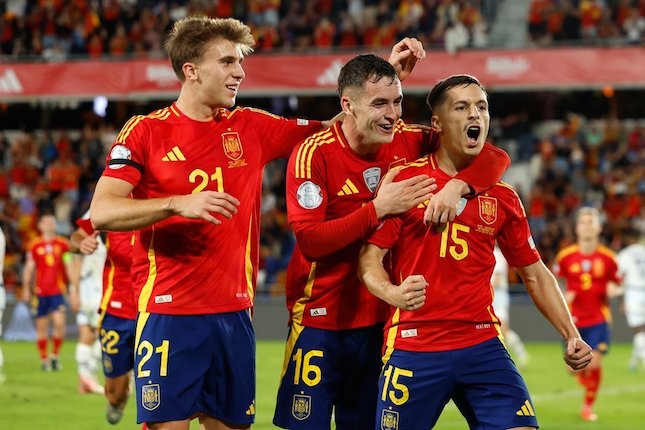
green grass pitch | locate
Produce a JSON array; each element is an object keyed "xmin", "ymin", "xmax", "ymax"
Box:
[{"xmin": 1, "ymin": 340, "xmax": 643, "ymax": 429}]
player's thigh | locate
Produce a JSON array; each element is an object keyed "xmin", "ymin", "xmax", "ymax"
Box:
[
  {"xmin": 201, "ymin": 310, "xmax": 256, "ymax": 426},
  {"xmin": 579, "ymin": 322, "xmax": 611, "ymax": 355},
  {"xmin": 273, "ymin": 323, "xmax": 343, "ymax": 429},
  {"xmin": 452, "ymin": 337, "xmax": 538, "ymax": 430},
  {"xmin": 376, "ymin": 349, "xmax": 454, "ymax": 430},
  {"xmin": 625, "ymin": 290, "xmax": 645, "ymax": 328},
  {"xmin": 335, "ymin": 324, "xmax": 384, "ymax": 430},
  {"xmin": 134, "ymin": 313, "xmax": 215, "ymax": 424},
  {"xmin": 100, "ymin": 313, "xmax": 136, "ymax": 378}
]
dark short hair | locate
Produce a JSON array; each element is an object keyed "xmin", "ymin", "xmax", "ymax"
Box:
[
  {"xmin": 337, "ymin": 54, "xmax": 398, "ymax": 96},
  {"xmin": 426, "ymin": 74, "xmax": 487, "ymax": 113}
]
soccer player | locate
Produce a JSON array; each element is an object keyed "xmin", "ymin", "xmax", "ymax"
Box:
[
  {"xmin": 70, "ymin": 211, "xmax": 106, "ymax": 395},
  {"xmin": 274, "ymin": 56, "xmax": 510, "ymax": 430},
  {"xmin": 492, "ymin": 244, "xmax": 529, "ymax": 369},
  {"xmin": 22, "ymin": 213, "xmax": 72, "ymax": 371},
  {"xmin": 554, "ymin": 207, "xmax": 621, "ymax": 422},
  {"xmin": 89, "ymin": 16, "xmax": 421, "ymax": 430},
  {"xmin": 617, "ymin": 229, "xmax": 645, "ymax": 371},
  {"xmin": 358, "ymin": 75, "xmax": 593, "ymax": 430},
  {"xmin": 0, "ymin": 225, "xmax": 6, "ymax": 382},
  {"xmin": 72, "ymin": 216, "xmax": 137, "ymax": 425}
]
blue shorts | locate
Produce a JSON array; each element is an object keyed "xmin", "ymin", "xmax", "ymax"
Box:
[
  {"xmin": 35, "ymin": 294, "xmax": 66, "ymax": 317},
  {"xmin": 273, "ymin": 322, "xmax": 383, "ymax": 430},
  {"xmin": 134, "ymin": 310, "xmax": 255, "ymax": 425},
  {"xmin": 99, "ymin": 313, "xmax": 136, "ymax": 378},
  {"xmin": 578, "ymin": 322, "xmax": 611, "ymax": 354},
  {"xmin": 377, "ymin": 337, "xmax": 539, "ymax": 430}
]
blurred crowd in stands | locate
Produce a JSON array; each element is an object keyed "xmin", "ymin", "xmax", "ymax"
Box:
[
  {"xmin": 0, "ymin": 108, "xmax": 642, "ymax": 295},
  {"xmin": 528, "ymin": 0, "xmax": 645, "ymax": 46},
  {"xmin": 2, "ymin": 0, "xmax": 496, "ymax": 59},
  {"xmin": 0, "ymin": 1, "xmax": 643, "ymax": 295}
]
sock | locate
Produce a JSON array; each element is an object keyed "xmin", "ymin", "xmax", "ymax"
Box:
[
  {"xmin": 634, "ymin": 332, "xmax": 645, "ymax": 362},
  {"xmin": 37, "ymin": 338, "xmax": 48, "ymax": 360},
  {"xmin": 0, "ymin": 345, "xmax": 4, "ymax": 369},
  {"xmin": 584, "ymin": 367, "xmax": 602, "ymax": 408},
  {"xmin": 76, "ymin": 343, "xmax": 93, "ymax": 377},
  {"xmin": 52, "ymin": 337, "xmax": 63, "ymax": 356}
]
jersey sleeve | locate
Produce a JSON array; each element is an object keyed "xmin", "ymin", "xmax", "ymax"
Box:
[
  {"xmin": 248, "ymin": 108, "xmax": 322, "ymax": 163},
  {"xmin": 101, "ymin": 115, "xmax": 148, "ymax": 186},
  {"xmin": 75, "ymin": 210, "xmax": 95, "ymax": 235},
  {"xmin": 496, "ymin": 190, "xmax": 541, "ymax": 268},
  {"xmin": 286, "ymin": 140, "xmax": 329, "ymax": 224},
  {"xmin": 366, "ymin": 218, "xmax": 402, "ymax": 250},
  {"xmin": 455, "ymin": 143, "xmax": 510, "ymax": 195}
]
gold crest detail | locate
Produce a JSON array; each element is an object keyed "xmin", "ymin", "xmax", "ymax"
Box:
[
  {"xmin": 222, "ymin": 132, "xmax": 243, "ymax": 161},
  {"xmin": 478, "ymin": 195, "xmax": 498, "ymax": 225},
  {"xmin": 381, "ymin": 409, "xmax": 399, "ymax": 430},
  {"xmin": 142, "ymin": 384, "xmax": 160, "ymax": 411},
  {"xmin": 292, "ymin": 394, "xmax": 311, "ymax": 420}
]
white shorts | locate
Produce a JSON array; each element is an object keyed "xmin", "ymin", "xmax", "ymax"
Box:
[
  {"xmin": 624, "ymin": 289, "xmax": 645, "ymax": 328},
  {"xmin": 76, "ymin": 307, "xmax": 100, "ymax": 328},
  {"xmin": 492, "ymin": 288, "xmax": 510, "ymax": 323}
]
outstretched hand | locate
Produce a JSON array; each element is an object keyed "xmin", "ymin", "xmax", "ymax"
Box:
[{"xmin": 388, "ymin": 37, "xmax": 426, "ymax": 82}]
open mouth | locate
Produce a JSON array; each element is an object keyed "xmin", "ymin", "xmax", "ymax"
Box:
[
  {"xmin": 378, "ymin": 123, "xmax": 394, "ymax": 132},
  {"xmin": 466, "ymin": 125, "xmax": 481, "ymax": 143}
]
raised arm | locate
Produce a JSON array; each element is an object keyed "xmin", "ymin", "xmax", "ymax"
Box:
[
  {"xmin": 388, "ymin": 37, "xmax": 426, "ymax": 82},
  {"xmin": 90, "ymin": 176, "xmax": 240, "ymax": 231},
  {"xmin": 515, "ymin": 260, "xmax": 593, "ymax": 370},
  {"xmin": 358, "ymin": 243, "xmax": 427, "ymax": 311}
]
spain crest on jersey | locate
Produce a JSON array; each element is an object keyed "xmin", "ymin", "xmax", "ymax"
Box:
[
  {"xmin": 142, "ymin": 383, "xmax": 160, "ymax": 411},
  {"xmin": 478, "ymin": 195, "xmax": 498, "ymax": 225},
  {"xmin": 292, "ymin": 394, "xmax": 311, "ymax": 420},
  {"xmin": 363, "ymin": 167, "xmax": 382, "ymax": 193},
  {"xmin": 381, "ymin": 409, "xmax": 399, "ymax": 430},
  {"xmin": 222, "ymin": 132, "xmax": 243, "ymax": 161}
]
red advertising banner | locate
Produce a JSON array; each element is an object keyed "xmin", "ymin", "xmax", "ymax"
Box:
[{"xmin": 0, "ymin": 47, "xmax": 643, "ymax": 101}]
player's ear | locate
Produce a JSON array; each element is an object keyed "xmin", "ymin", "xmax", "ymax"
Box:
[
  {"xmin": 431, "ymin": 114, "xmax": 441, "ymax": 132},
  {"xmin": 182, "ymin": 62, "xmax": 199, "ymax": 82},
  {"xmin": 341, "ymin": 95, "xmax": 353, "ymax": 116}
]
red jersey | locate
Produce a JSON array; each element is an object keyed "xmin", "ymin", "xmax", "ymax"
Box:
[
  {"xmin": 553, "ymin": 244, "xmax": 620, "ymax": 328},
  {"xmin": 102, "ymin": 231, "xmax": 137, "ymax": 320},
  {"xmin": 76, "ymin": 217, "xmax": 136, "ymax": 320},
  {"xmin": 368, "ymin": 154, "xmax": 540, "ymax": 353},
  {"xmin": 286, "ymin": 122, "xmax": 509, "ymax": 331},
  {"xmin": 27, "ymin": 236, "xmax": 70, "ymax": 297},
  {"xmin": 102, "ymin": 104, "xmax": 321, "ymax": 315},
  {"xmin": 286, "ymin": 121, "xmax": 435, "ymax": 330}
]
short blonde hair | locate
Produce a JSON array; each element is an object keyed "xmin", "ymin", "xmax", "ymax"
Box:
[
  {"xmin": 576, "ymin": 206, "xmax": 600, "ymax": 224},
  {"xmin": 163, "ymin": 16, "xmax": 255, "ymax": 82}
]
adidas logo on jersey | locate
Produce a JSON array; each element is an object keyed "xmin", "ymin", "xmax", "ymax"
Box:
[
  {"xmin": 337, "ymin": 179, "xmax": 359, "ymax": 196},
  {"xmin": 516, "ymin": 400, "xmax": 535, "ymax": 417},
  {"xmin": 161, "ymin": 146, "xmax": 186, "ymax": 161},
  {"xmin": 0, "ymin": 69, "xmax": 23, "ymax": 94}
]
